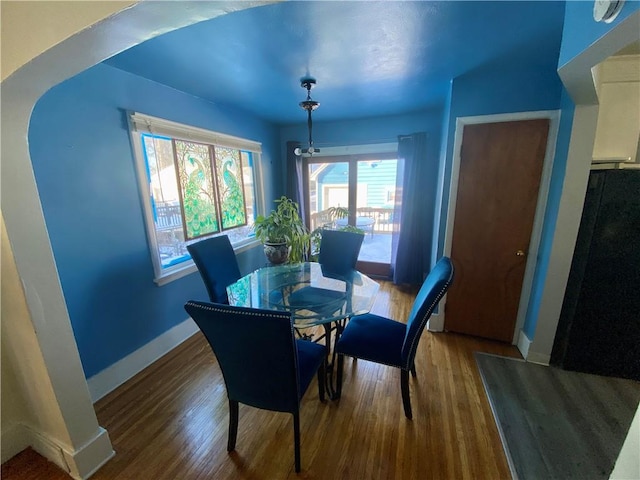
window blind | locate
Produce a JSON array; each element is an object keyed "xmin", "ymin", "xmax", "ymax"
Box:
[{"xmin": 129, "ymin": 112, "xmax": 262, "ymax": 153}]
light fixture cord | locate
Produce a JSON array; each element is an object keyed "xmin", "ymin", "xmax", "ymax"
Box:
[
  {"xmin": 307, "ymin": 108, "xmax": 314, "ymax": 151},
  {"xmin": 299, "ymin": 79, "xmax": 318, "ymax": 154}
]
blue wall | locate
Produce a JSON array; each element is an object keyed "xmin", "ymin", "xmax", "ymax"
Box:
[
  {"xmin": 279, "ymin": 109, "xmax": 444, "ymax": 191},
  {"xmin": 28, "ymin": 63, "xmax": 279, "ymax": 378},
  {"xmin": 559, "ymin": 0, "xmax": 640, "ymax": 68},
  {"xmin": 432, "ymin": 82, "xmax": 453, "ymax": 269},
  {"xmin": 280, "ymin": 110, "xmax": 443, "ymax": 152}
]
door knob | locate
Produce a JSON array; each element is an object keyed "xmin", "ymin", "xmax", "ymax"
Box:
[{"xmin": 516, "ymin": 250, "xmax": 526, "ymax": 257}]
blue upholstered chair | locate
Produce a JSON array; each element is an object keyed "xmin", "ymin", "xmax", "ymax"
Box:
[
  {"xmin": 318, "ymin": 229, "xmax": 364, "ymax": 275},
  {"xmin": 187, "ymin": 235, "xmax": 241, "ymax": 304},
  {"xmin": 184, "ymin": 301, "xmax": 326, "ymax": 473},
  {"xmin": 287, "ymin": 229, "xmax": 364, "ymax": 319},
  {"xmin": 336, "ymin": 257, "xmax": 454, "ymax": 419},
  {"xmin": 288, "ymin": 228, "xmax": 364, "ymax": 343}
]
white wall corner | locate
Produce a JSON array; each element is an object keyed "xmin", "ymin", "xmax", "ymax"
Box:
[
  {"xmin": 528, "ymin": 105, "xmax": 599, "ymax": 363},
  {"xmin": 87, "ymin": 317, "xmax": 199, "ymax": 402},
  {"xmin": 427, "ymin": 312, "xmax": 444, "ymax": 332}
]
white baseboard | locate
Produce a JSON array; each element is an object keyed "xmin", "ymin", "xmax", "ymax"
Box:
[
  {"xmin": 26, "ymin": 425, "xmax": 71, "ymax": 475},
  {"xmin": 517, "ymin": 330, "xmax": 531, "ymax": 359},
  {"xmin": 525, "ymin": 351, "xmax": 551, "ymax": 366},
  {"xmin": 1, "ymin": 422, "xmax": 30, "ymax": 464},
  {"xmin": 60, "ymin": 427, "xmax": 114, "ymax": 480},
  {"xmin": 517, "ymin": 330, "xmax": 550, "ymax": 365},
  {"xmin": 87, "ymin": 317, "xmax": 199, "ymax": 402},
  {"xmin": 3, "ymin": 423, "xmax": 114, "ymax": 480}
]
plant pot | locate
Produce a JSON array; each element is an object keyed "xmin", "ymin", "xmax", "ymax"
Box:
[{"xmin": 264, "ymin": 242, "xmax": 290, "ymax": 265}]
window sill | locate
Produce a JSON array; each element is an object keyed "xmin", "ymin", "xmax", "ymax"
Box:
[
  {"xmin": 154, "ymin": 263, "xmax": 199, "ymax": 286},
  {"xmin": 153, "ymin": 238, "xmax": 262, "ymax": 286},
  {"xmin": 232, "ymin": 237, "xmax": 261, "ymax": 255}
]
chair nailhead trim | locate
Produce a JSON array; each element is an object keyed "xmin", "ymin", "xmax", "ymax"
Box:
[
  {"xmin": 186, "ymin": 301, "xmax": 291, "ymax": 320},
  {"xmin": 403, "ymin": 271, "xmax": 454, "ymax": 370},
  {"xmin": 186, "ymin": 301, "xmax": 297, "ymax": 342}
]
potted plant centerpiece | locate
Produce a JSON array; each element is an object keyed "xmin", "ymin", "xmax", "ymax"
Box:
[{"xmin": 254, "ymin": 196, "xmax": 309, "ymax": 264}]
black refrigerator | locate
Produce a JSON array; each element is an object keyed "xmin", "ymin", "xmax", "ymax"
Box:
[{"xmin": 551, "ymin": 169, "xmax": 640, "ymax": 381}]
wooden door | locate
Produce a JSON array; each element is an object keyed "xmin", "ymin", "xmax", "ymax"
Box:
[{"xmin": 444, "ymin": 119, "xmax": 549, "ymax": 342}]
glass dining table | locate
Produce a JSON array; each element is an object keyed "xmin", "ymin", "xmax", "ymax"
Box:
[{"xmin": 226, "ymin": 262, "xmax": 380, "ymax": 398}]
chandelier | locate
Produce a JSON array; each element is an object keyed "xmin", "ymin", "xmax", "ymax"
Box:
[{"xmin": 294, "ymin": 78, "xmax": 320, "ymax": 156}]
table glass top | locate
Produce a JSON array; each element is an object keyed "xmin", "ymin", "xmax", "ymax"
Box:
[{"xmin": 227, "ymin": 262, "xmax": 380, "ymax": 328}]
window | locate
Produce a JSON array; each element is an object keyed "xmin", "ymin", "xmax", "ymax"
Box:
[{"xmin": 129, "ymin": 112, "xmax": 262, "ymax": 284}]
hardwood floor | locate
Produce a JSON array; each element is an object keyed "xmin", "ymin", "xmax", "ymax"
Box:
[{"xmin": 2, "ymin": 281, "xmax": 521, "ymax": 479}]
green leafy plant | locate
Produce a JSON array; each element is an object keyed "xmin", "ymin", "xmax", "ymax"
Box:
[
  {"xmin": 308, "ymin": 206, "xmax": 364, "ymax": 261},
  {"xmin": 327, "ymin": 206, "xmax": 348, "ymax": 221},
  {"xmin": 254, "ymin": 196, "xmax": 309, "ymax": 263}
]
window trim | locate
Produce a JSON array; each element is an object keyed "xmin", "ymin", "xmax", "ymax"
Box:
[
  {"xmin": 128, "ymin": 112, "xmax": 262, "ymax": 285},
  {"xmin": 130, "ymin": 112, "xmax": 262, "ymax": 153}
]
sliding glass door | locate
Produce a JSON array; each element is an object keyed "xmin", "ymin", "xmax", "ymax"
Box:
[{"xmin": 304, "ymin": 154, "xmax": 398, "ymax": 276}]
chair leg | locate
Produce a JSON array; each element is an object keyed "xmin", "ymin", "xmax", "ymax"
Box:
[
  {"xmin": 401, "ymin": 370, "xmax": 413, "ymax": 420},
  {"xmin": 317, "ymin": 358, "xmax": 326, "ymax": 401},
  {"xmin": 228, "ymin": 399, "xmax": 239, "ymax": 451},
  {"xmin": 322, "ymin": 323, "xmax": 333, "ymax": 357},
  {"xmin": 293, "ymin": 412, "xmax": 301, "ymax": 473},
  {"xmin": 336, "ymin": 353, "xmax": 344, "ymax": 398}
]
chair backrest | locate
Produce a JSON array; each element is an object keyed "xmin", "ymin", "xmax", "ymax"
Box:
[
  {"xmin": 401, "ymin": 257, "xmax": 454, "ymax": 368},
  {"xmin": 318, "ymin": 229, "xmax": 364, "ymax": 275},
  {"xmin": 187, "ymin": 235, "xmax": 242, "ymax": 303},
  {"xmin": 184, "ymin": 301, "xmax": 301, "ymax": 413}
]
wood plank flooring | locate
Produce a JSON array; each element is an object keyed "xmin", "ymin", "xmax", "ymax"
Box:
[{"xmin": 2, "ymin": 281, "xmax": 521, "ymax": 480}]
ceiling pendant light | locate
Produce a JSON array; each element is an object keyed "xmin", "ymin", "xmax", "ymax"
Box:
[{"xmin": 294, "ymin": 78, "xmax": 320, "ymax": 156}]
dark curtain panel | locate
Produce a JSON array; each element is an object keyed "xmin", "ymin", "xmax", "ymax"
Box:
[
  {"xmin": 391, "ymin": 132, "xmax": 434, "ymax": 285},
  {"xmin": 390, "ymin": 150, "xmax": 405, "ymax": 278},
  {"xmin": 285, "ymin": 141, "xmax": 307, "ymax": 225}
]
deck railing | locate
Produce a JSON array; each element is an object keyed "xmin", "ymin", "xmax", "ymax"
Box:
[
  {"xmin": 357, "ymin": 207, "xmax": 394, "ymax": 233},
  {"xmin": 310, "ymin": 207, "xmax": 394, "ymax": 234},
  {"xmin": 155, "ymin": 203, "xmax": 182, "ymax": 231}
]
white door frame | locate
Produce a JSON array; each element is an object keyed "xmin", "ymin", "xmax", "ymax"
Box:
[{"xmin": 432, "ymin": 110, "xmax": 560, "ymax": 345}]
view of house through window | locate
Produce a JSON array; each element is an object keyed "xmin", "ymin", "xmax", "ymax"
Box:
[
  {"xmin": 130, "ymin": 113, "xmax": 260, "ymax": 282},
  {"xmin": 306, "ymin": 154, "xmax": 398, "ymax": 271}
]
